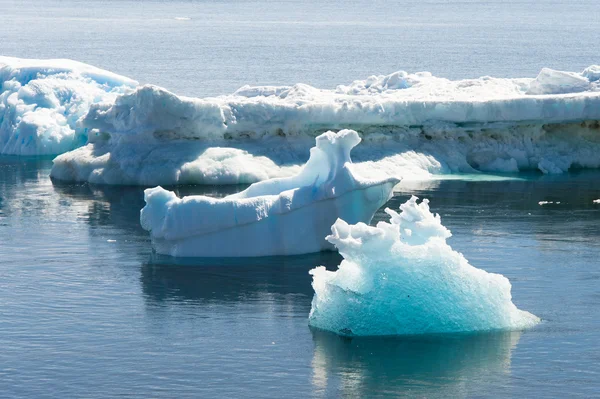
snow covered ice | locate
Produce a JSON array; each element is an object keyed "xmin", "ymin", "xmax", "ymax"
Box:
[
  {"xmin": 0, "ymin": 57, "xmax": 136, "ymax": 155},
  {"xmin": 1, "ymin": 57, "xmax": 595, "ymax": 185},
  {"xmin": 140, "ymin": 130, "xmax": 399, "ymax": 257},
  {"xmin": 48, "ymin": 61, "xmax": 600, "ymax": 185},
  {"xmin": 308, "ymin": 196, "xmax": 540, "ymax": 336}
]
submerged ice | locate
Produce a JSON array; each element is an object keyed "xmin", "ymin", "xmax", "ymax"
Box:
[
  {"xmin": 140, "ymin": 130, "xmax": 398, "ymax": 257},
  {"xmin": 308, "ymin": 196, "xmax": 540, "ymax": 336},
  {"xmin": 48, "ymin": 61, "xmax": 600, "ymax": 185},
  {"xmin": 0, "ymin": 57, "xmax": 136, "ymax": 155}
]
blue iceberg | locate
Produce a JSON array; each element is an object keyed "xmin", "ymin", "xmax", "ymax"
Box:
[{"xmin": 308, "ymin": 196, "xmax": 540, "ymax": 336}]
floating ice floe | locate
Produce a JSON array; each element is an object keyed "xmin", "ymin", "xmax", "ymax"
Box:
[
  {"xmin": 308, "ymin": 196, "xmax": 540, "ymax": 336},
  {"xmin": 594, "ymin": 199, "xmax": 600, "ymax": 204},
  {"xmin": 538, "ymin": 201, "xmax": 560, "ymax": 205},
  {"xmin": 0, "ymin": 56, "xmax": 137, "ymax": 155},
  {"xmin": 140, "ymin": 130, "xmax": 399, "ymax": 257},
  {"xmin": 49, "ymin": 62, "xmax": 600, "ymax": 185}
]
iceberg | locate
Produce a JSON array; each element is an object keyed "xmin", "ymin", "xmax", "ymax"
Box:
[
  {"xmin": 140, "ymin": 130, "xmax": 399, "ymax": 257},
  {"xmin": 308, "ymin": 196, "xmax": 540, "ymax": 336},
  {"xmin": 50, "ymin": 63, "xmax": 600, "ymax": 185},
  {"xmin": 0, "ymin": 57, "xmax": 137, "ymax": 155}
]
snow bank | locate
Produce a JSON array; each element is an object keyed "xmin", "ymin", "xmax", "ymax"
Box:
[
  {"xmin": 140, "ymin": 130, "xmax": 399, "ymax": 257},
  {"xmin": 0, "ymin": 57, "xmax": 136, "ymax": 155},
  {"xmin": 50, "ymin": 64, "xmax": 600, "ymax": 185},
  {"xmin": 308, "ymin": 196, "xmax": 539, "ymax": 336}
]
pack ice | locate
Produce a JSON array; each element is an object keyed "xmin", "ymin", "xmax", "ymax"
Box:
[
  {"xmin": 50, "ymin": 63, "xmax": 600, "ymax": 185},
  {"xmin": 308, "ymin": 196, "xmax": 540, "ymax": 336},
  {"xmin": 0, "ymin": 57, "xmax": 137, "ymax": 155},
  {"xmin": 140, "ymin": 130, "xmax": 399, "ymax": 257}
]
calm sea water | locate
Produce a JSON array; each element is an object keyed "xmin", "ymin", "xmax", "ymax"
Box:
[
  {"xmin": 1, "ymin": 0, "xmax": 600, "ymax": 397},
  {"xmin": 0, "ymin": 159, "xmax": 599, "ymax": 398},
  {"xmin": 1, "ymin": 0, "xmax": 599, "ymax": 96}
]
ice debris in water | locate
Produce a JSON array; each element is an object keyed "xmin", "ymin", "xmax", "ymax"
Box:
[
  {"xmin": 140, "ymin": 130, "xmax": 399, "ymax": 257},
  {"xmin": 0, "ymin": 56, "xmax": 137, "ymax": 155},
  {"xmin": 593, "ymin": 199, "xmax": 600, "ymax": 204},
  {"xmin": 538, "ymin": 201, "xmax": 560, "ymax": 205},
  {"xmin": 308, "ymin": 196, "xmax": 540, "ymax": 336}
]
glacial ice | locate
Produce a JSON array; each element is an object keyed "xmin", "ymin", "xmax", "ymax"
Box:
[
  {"xmin": 0, "ymin": 57, "xmax": 137, "ymax": 155},
  {"xmin": 140, "ymin": 130, "xmax": 399, "ymax": 257},
  {"xmin": 49, "ymin": 63, "xmax": 600, "ymax": 185},
  {"xmin": 308, "ymin": 196, "xmax": 540, "ymax": 336}
]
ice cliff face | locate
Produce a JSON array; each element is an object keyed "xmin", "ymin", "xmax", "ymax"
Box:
[
  {"xmin": 0, "ymin": 57, "xmax": 137, "ymax": 155},
  {"xmin": 308, "ymin": 196, "xmax": 540, "ymax": 336},
  {"xmin": 140, "ymin": 130, "xmax": 399, "ymax": 257}
]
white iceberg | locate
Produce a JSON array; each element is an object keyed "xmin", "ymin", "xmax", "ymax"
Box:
[
  {"xmin": 308, "ymin": 196, "xmax": 540, "ymax": 336},
  {"xmin": 140, "ymin": 130, "xmax": 399, "ymax": 257},
  {"xmin": 49, "ymin": 63, "xmax": 600, "ymax": 185},
  {"xmin": 0, "ymin": 56, "xmax": 137, "ymax": 155}
]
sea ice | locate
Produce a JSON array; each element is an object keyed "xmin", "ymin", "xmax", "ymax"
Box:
[
  {"xmin": 0, "ymin": 57, "xmax": 137, "ymax": 155},
  {"xmin": 594, "ymin": 199, "xmax": 600, "ymax": 204},
  {"xmin": 308, "ymin": 196, "xmax": 540, "ymax": 336},
  {"xmin": 49, "ymin": 63, "xmax": 600, "ymax": 185},
  {"xmin": 140, "ymin": 130, "xmax": 399, "ymax": 257}
]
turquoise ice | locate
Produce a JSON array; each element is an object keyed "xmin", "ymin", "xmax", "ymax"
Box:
[{"xmin": 309, "ymin": 196, "xmax": 540, "ymax": 336}]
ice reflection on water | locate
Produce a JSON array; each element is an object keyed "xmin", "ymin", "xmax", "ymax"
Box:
[{"xmin": 310, "ymin": 329, "xmax": 521, "ymax": 399}]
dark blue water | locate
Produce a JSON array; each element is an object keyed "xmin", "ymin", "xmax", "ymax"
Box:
[{"xmin": 1, "ymin": 158, "xmax": 599, "ymax": 398}]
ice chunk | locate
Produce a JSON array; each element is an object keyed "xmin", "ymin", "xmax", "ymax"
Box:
[
  {"xmin": 538, "ymin": 201, "xmax": 560, "ymax": 205},
  {"xmin": 527, "ymin": 68, "xmax": 591, "ymax": 95},
  {"xmin": 582, "ymin": 65, "xmax": 600, "ymax": 82},
  {"xmin": 593, "ymin": 199, "xmax": 600, "ymax": 204},
  {"xmin": 140, "ymin": 130, "xmax": 399, "ymax": 257},
  {"xmin": 0, "ymin": 56, "xmax": 136, "ymax": 155},
  {"xmin": 308, "ymin": 196, "xmax": 540, "ymax": 336}
]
